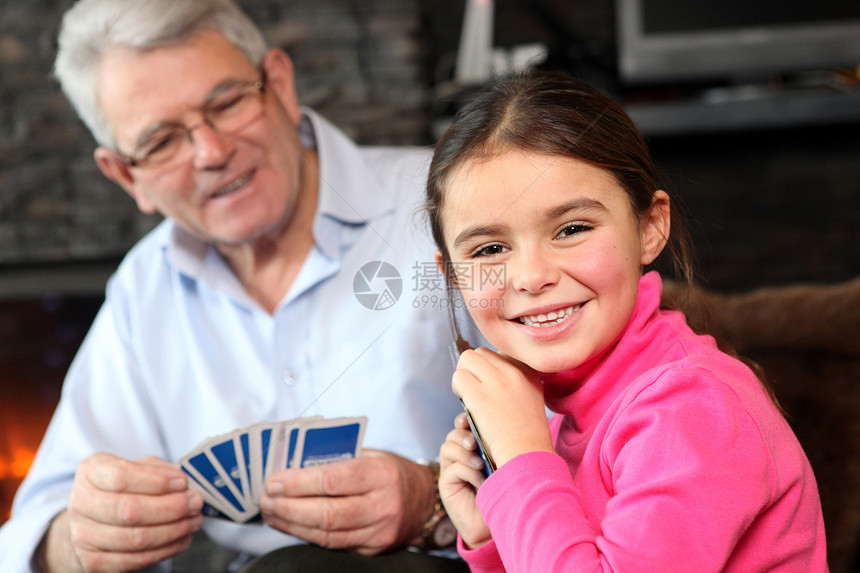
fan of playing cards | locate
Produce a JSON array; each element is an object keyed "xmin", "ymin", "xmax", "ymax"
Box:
[{"xmin": 177, "ymin": 416, "xmax": 367, "ymax": 523}]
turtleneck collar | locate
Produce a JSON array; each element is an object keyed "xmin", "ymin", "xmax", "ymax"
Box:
[{"xmin": 541, "ymin": 271, "xmax": 690, "ymax": 432}]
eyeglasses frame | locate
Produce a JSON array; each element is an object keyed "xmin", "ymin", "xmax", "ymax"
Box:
[{"xmin": 117, "ymin": 77, "xmax": 266, "ymax": 170}]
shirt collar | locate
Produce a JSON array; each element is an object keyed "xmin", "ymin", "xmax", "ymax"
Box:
[
  {"xmin": 163, "ymin": 109, "xmax": 395, "ymax": 296},
  {"xmin": 301, "ymin": 107, "xmax": 394, "ymax": 225}
]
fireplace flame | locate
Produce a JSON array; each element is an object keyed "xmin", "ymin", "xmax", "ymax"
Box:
[
  {"xmin": 1, "ymin": 444, "xmax": 37, "ymax": 480},
  {"xmin": 1, "ymin": 414, "xmax": 48, "ymax": 523}
]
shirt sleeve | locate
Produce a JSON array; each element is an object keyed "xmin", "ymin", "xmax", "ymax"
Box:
[
  {"xmin": 474, "ymin": 370, "xmax": 777, "ymax": 573},
  {"xmin": 0, "ymin": 278, "xmax": 169, "ymax": 573}
]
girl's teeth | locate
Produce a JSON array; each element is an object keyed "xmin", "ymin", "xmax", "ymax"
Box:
[{"xmin": 519, "ymin": 305, "xmax": 580, "ymax": 327}]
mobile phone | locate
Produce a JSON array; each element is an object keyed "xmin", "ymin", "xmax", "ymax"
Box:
[
  {"xmin": 447, "ymin": 296, "xmax": 495, "ymax": 477},
  {"xmin": 460, "ymin": 398, "xmax": 495, "ymax": 477}
]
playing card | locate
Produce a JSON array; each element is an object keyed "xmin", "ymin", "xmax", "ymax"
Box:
[
  {"xmin": 180, "ymin": 449, "xmax": 256, "ymax": 522},
  {"xmin": 294, "ymin": 416, "xmax": 367, "ymax": 468},
  {"xmin": 265, "ymin": 421, "xmax": 293, "ymax": 479},
  {"xmin": 247, "ymin": 421, "xmax": 273, "ymax": 503},
  {"xmin": 238, "ymin": 430, "xmax": 254, "ymax": 502},
  {"xmin": 182, "ymin": 468, "xmax": 232, "ymax": 520},
  {"xmin": 178, "ymin": 415, "xmax": 366, "ymax": 523},
  {"xmin": 208, "ymin": 432, "xmax": 251, "ymax": 507}
]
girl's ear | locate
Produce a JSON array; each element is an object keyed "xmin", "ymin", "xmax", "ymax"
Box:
[
  {"xmin": 639, "ymin": 190, "xmax": 671, "ymax": 265},
  {"xmin": 434, "ymin": 249, "xmax": 445, "ymax": 275},
  {"xmin": 434, "ymin": 249, "xmax": 459, "ymax": 291}
]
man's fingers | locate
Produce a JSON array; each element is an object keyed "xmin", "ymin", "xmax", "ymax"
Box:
[
  {"xmin": 73, "ymin": 533, "xmax": 195, "ymax": 573},
  {"xmin": 136, "ymin": 455, "xmax": 179, "ymax": 469},
  {"xmin": 75, "ymin": 488, "xmax": 202, "ymax": 526},
  {"xmin": 266, "ymin": 519, "xmax": 375, "ymax": 553},
  {"xmin": 261, "ymin": 497, "xmax": 394, "ymax": 555},
  {"xmin": 262, "ymin": 492, "xmax": 377, "ymax": 532},
  {"xmin": 266, "ymin": 455, "xmax": 382, "ymax": 498},
  {"xmin": 71, "ymin": 513, "xmax": 203, "ymax": 553},
  {"xmin": 81, "ymin": 453, "xmax": 187, "ymax": 494},
  {"xmin": 260, "ymin": 452, "xmax": 412, "ymax": 554}
]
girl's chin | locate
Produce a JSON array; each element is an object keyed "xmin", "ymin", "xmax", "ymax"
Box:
[
  {"xmin": 514, "ymin": 353, "xmax": 583, "ymax": 377},
  {"xmin": 490, "ymin": 338, "xmax": 568, "ymax": 372}
]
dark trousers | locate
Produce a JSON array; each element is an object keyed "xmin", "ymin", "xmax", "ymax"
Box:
[{"xmin": 239, "ymin": 545, "xmax": 471, "ymax": 573}]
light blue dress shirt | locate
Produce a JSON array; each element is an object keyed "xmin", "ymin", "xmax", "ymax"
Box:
[{"xmin": 0, "ymin": 110, "xmax": 473, "ymax": 571}]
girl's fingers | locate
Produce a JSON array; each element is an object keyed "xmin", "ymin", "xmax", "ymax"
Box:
[
  {"xmin": 442, "ymin": 459, "xmax": 486, "ymax": 492},
  {"xmin": 440, "ymin": 437, "xmax": 486, "ymax": 475}
]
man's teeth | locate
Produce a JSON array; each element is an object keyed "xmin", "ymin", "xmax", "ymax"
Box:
[
  {"xmin": 213, "ymin": 173, "xmax": 251, "ymax": 197},
  {"xmin": 519, "ymin": 304, "xmax": 581, "ymax": 327}
]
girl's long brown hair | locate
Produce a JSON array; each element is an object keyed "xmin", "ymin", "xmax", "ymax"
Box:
[
  {"xmin": 425, "ymin": 70, "xmax": 694, "ymax": 290},
  {"xmin": 425, "ymin": 70, "xmax": 782, "ymax": 410}
]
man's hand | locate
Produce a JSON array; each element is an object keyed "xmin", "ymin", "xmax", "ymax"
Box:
[
  {"xmin": 37, "ymin": 453, "xmax": 203, "ymax": 573},
  {"xmin": 259, "ymin": 449, "xmax": 435, "ymax": 555}
]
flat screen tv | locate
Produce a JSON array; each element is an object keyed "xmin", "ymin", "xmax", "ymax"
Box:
[{"xmin": 615, "ymin": 0, "xmax": 860, "ymax": 85}]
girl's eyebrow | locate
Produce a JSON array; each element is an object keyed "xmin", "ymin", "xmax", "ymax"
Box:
[
  {"xmin": 453, "ymin": 223, "xmax": 505, "ymax": 249},
  {"xmin": 453, "ymin": 198, "xmax": 608, "ymax": 249},
  {"xmin": 544, "ymin": 198, "xmax": 608, "ymax": 220}
]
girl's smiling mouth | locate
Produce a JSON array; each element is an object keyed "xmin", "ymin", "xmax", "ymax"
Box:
[{"xmin": 516, "ymin": 303, "xmax": 583, "ymax": 327}]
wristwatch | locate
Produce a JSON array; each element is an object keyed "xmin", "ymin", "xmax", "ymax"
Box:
[{"xmin": 416, "ymin": 460, "xmax": 458, "ymax": 549}]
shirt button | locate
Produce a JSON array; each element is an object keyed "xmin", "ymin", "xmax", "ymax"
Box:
[{"xmin": 283, "ymin": 370, "xmax": 298, "ymax": 385}]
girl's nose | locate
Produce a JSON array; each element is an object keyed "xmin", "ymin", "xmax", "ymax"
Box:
[{"xmin": 510, "ymin": 250, "xmax": 560, "ymax": 294}]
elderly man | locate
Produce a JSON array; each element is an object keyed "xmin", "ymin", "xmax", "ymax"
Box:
[{"xmin": 0, "ymin": 1, "xmax": 472, "ymax": 571}]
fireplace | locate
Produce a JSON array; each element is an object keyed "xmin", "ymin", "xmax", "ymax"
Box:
[{"xmin": 0, "ymin": 295, "xmax": 102, "ymax": 523}]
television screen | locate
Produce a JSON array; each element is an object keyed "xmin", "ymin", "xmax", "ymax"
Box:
[{"xmin": 616, "ymin": 0, "xmax": 860, "ymax": 84}]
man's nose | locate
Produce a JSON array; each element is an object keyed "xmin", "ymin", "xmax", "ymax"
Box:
[{"xmin": 189, "ymin": 121, "xmax": 235, "ymax": 169}]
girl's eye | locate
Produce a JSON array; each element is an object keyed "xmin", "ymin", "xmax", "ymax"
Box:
[
  {"xmin": 555, "ymin": 222, "xmax": 593, "ymax": 239},
  {"xmin": 471, "ymin": 243, "xmax": 508, "ymax": 258}
]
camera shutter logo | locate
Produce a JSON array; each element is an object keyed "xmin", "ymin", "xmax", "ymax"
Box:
[{"xmin": 353, "ymin": 261, "xmax": 403, "ymax": 310}]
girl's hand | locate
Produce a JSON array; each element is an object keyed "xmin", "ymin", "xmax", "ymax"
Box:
[
  {"xmin": 439, "ymin": 412, "xmax": 492, "ymax": 549},
  {"xmin": 454, "ymin": 348, "xmax": 553, "ymax": 468}
]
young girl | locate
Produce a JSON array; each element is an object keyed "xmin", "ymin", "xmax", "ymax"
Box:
[{"xmin": 426, "ymin": 71, "xmax": 828, "ymax": 572}]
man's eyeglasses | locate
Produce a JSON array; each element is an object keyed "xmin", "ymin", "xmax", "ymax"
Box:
[{"xmin": 118, "ymin": 79, "xmax": 265, "ymax": 170}]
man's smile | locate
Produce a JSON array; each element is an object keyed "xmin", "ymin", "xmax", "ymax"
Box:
[{"xmin": 211, "ymin": 169, "xmax": 255, "ymax": 198}]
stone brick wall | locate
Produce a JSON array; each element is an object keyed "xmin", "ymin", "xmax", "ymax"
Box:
[
  {"xmin": 2, "ymin": 0, "xmax": 858, "ymax": 293},
  {"xmin": 0, "ymin": 0, "xmax": 434, "ymax": 265}
]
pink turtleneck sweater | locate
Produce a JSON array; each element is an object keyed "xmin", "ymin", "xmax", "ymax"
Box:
[{"xmin": 459, "ymin": 272, "xmax": 828, "ymax": 572}]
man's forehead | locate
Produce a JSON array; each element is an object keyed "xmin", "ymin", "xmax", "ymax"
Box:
[{"xmin": 97, "ymin": 30, "xmax": 257, "ymax": 141}]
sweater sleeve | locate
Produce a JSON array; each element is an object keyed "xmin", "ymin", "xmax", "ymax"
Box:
[
  {"xmin": 457, "ymin": 536, "xmax": 505, "ymax": 573},
  {"xmin": 457, "ymin": 413, "xmax": 567, "ymax": 573},
  {"xmin": 474, "ymin": 369, "xmax": 781, "ymax": 573}
]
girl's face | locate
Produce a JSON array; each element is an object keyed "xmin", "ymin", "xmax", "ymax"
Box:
[{"xmin": 439, "ymin": 150, "xmax": 669, "ymax": 374}]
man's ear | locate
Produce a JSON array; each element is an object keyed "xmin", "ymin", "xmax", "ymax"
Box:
[
  {"xmin": 640, "ymin": 189, "xmax": 671, "ymax": 266},
  {"xmin": 94, "ymin": 147, "xmax": 158, "ymax": 214},
  {"xmin": 260, "ymin": 48, "xmax": 301, "ymax": 125}
]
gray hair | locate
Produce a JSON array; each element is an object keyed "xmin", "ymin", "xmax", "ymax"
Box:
[{"xmin": 54, "ymin": 0, "xmax": 268, "ymax": 149}]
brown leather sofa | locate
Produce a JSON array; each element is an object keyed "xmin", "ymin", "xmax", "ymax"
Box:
[{"xmin": 664, "ymin": 277, "xmax": 860, "ymax": 573}]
